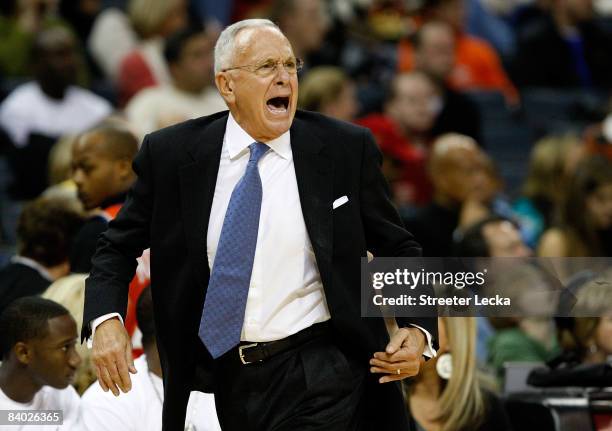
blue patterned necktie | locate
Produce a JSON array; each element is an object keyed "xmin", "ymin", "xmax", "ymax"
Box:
[{"xmin": 199, "ymin": 142, "xmax": 270, "ymax": 359}]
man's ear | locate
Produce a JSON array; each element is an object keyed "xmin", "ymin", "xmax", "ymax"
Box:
[
  {"xmin": 117, "ymin": 159, "xmax": 134, "ymax": 182},
  {"xmin": 14, "ymin": 341, "xmax": 32, "ymax": 365},
  {"xmin": 215, "ymin": 72, "xmax": 235, "ymax": 105}
]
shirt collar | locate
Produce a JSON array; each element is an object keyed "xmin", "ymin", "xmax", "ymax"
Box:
[{"xmin": 225, "ymin": 112, "xmax": 291, "ymax": 160}]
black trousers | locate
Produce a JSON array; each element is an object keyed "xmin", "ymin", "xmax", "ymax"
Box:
[{"xmin": 213, "ymin": 331, "xmax": 367, "ymax": 431}]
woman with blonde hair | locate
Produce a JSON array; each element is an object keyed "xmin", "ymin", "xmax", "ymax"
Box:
[
  {"xmin": 558, "ymin": 273, "xmax": 612, "ymax": 365},
  {"xmin": 513, "ymin": 134, "xmax": 581, "ymax": 248},
  {"xmin": 404, "ymin": 317, "xmax": 511, "ymax": 431}
]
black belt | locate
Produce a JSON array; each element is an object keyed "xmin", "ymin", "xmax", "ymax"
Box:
[{"xmin": 237, "ymin": 321, "xmax": 331, "ymax": 365}]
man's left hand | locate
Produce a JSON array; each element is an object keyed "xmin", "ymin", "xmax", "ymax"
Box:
[{"xmin": 369, "ymin": 327, "xmax": 425, "ymax": 383}]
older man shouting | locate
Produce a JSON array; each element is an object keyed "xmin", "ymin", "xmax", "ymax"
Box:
[{"xmin": 83, "ymin": 19, "xmax": 437, "ymax": 431}]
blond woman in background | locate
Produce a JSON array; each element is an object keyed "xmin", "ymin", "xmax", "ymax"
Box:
[{"xmin": 404, "ymin": 317, "xmax": 512, "ymax": 431}]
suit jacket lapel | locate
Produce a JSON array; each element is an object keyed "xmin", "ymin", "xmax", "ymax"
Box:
[
  {"xmin": 179, "ymin": 113, "xmax": 228, "ymax": 287},
  {"xmin": 290, "ymin": 117, "xmax": 334, "ymax": 288}
]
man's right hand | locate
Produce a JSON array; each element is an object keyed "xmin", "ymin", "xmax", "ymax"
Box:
[{"xmin": 91, "ymin": 317, "xmax": 137, "ymax": 396}]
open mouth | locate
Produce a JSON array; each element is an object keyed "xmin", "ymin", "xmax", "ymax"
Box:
[{"xmin": 266, "ymin": 96, "xmax": 290, "ymax": 114}]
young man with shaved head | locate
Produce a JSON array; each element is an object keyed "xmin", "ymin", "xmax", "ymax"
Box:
[
  {"xmin": 83, "ymin": 19, "xmax": 437, "ymax": 431},
  {"xmin": 70, "ymin": 126, "xmax": 138, "ymax": 273},
  {"xmin": 0, "ymin": 297, "xmax": 82, "ymax": 429}
]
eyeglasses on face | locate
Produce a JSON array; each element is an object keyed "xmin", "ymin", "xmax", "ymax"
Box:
[{"xmin": 222, "ymin": 58, "xmax": 304, "ymax": 77}]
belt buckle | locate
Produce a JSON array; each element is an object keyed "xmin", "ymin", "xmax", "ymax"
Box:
[{"xmin": 238, "ymin": 343, "xmax": 259, "ymax": 365}]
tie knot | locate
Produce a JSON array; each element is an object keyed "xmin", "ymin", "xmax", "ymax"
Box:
[{"xmin": 249, "ymin": 142, "xmax": 269, "ymax": 163}]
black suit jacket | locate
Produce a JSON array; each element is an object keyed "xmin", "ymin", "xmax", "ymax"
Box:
[{"xmin": 82, "ymin": 110, "xmax": 437, "ymax": 430}]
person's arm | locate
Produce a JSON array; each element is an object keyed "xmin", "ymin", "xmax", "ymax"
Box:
[
  {"xmin": 85, "ymin": 313, "xmax": 124, "ymax": 348},
  {"xmin": 358, "ymin": 128, "xmax": 438, "ymax": 381},
  {"xmin": 83, "ymin": 136, "xmax": 155, "ymax": 395}
]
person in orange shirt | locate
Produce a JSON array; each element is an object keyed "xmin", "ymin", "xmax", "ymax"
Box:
[{"xmin": 398, "ymin": 0, "xmax": 518, "ymax": 105}]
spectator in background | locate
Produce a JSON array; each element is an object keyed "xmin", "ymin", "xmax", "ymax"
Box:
[
  {"xmin": 513, "ymin": 0, "xmax": 612, "ymax": 89},
  {"xmin": 81, "ymin": 287, "xmax": 221, "ymax": 430},
  {"xmin": 455, "ymin": 215, "xmax": 532, "ymax": 258},
  {"xmin": 413, "ymin": 21, "xmax": 482, "ymax": 143},
  {"xmin": 557, "ymin": 275, "xmax": 612, "ymax": 364},
  {"xmin": 0, "ymin": 0, "xmax": 70, "ymax": 78},
  {"xmin": 42, "ymin": 272, "xmax": 95, "ymax": 394},
  {"xmin": 116, "ymin": 0, "xmax": 189, "ymax": 106},
  {"xmin": 528, "ymin": 272, "xmax": 612, "ymax": 399},
  {"xmin": 539, "ymin": 156, "xmax": 612, "ymax": 256},
  {"xmin": 401, "ymin": 317, "xmax": 511, "ymax": 431},
  {"xmin": 357, "ymin": 71, "xmax": 440, "ymax": 207},
  {"xmin": 487, "ymin": 264, "xmax": 561, "ymax": 379},
  {"xmin": 87, "ymin": 4, "xmax": 138, "ymax": 83},
  {"xmin": 125, "ymin": 25, "xmax": 226, "ymax": 138},
  {"xmin": 269, "ymin": 0, "xmax": 329, "ymax": 65},
  {"xmin": 0, "ymin": 27, "xmax": 112, "ymax": 199},
  {"xmin": 298, "ymin": 66, "xmax": 358, "ymax": 122},
  {"xmin": 454, "ymin": 216, "xmax": 532, "ymax": 364},
  {"xmin": 513, "ymin": 134, "xmax": 581, "ymax": 248},
  {"xmin": 465, "ymin": 0, "xmax": 518, "ymax": 59},
  {"xmin": 0, "ymin": 197, "xmax": 83, "ymax": 313},
  {"xmin": 0, "ymin": 297, "xmax": 82, "ymax": 429},
  {"xmin": 70, "ymin": 126, "xmax": 138, "ymax": 273},
  {"xmin": 398, "ymin": 0, "xmax": 519, "ymax": 105},
  {"xmin": 403, "ymin": 133, "xmax": 492, "ymax": 256}
]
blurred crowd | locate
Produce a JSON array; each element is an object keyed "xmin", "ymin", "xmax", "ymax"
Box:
[{"xmin": 0, "ymin": 0, "xmax": 612, "ymax": 430}]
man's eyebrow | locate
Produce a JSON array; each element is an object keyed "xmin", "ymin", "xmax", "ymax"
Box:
[{"xmin": 54, "ymin": 336, "xmax": 77, "ymax": 347}]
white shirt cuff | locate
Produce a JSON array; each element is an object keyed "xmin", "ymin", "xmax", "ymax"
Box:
[
  {"xmin": 409, "ymin": 323, "xmax": 437, "ymax": 359},
  {"xmin": 86, "ymin": 313, "xmax": 123, "ymax": 348}
]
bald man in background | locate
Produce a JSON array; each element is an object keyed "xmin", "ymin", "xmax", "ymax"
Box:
[
  {"xmin": 403, "ymin": 133, "xmax": 491, "ymax": 256},
  {"xmin": 70, "ymin": 127, "xmax": 139, "ymax": 273}
]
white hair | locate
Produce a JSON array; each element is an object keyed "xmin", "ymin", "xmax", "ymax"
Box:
[{"xmin": 214, "ymin": 19, "xmax": 282, "ymax": 74}]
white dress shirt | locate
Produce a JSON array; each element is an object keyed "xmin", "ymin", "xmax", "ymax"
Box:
[
  {"xmin": 91, "ymin": 113, "xmax": 435, "ymax": 355},
  {"xmin": 207, "ymin": 113, "xmax": 331, "ymax": 342}
]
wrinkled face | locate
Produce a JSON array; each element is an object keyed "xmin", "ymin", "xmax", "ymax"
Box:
[
  {"xmin": 172, "ymin": 32, "xmax": 216, "ymax": 92},
  {"xmin": 27, "ymin": 315, "xmax": 81, "ymax": 389},
  {"xmin": 416, "ymin": 24, "xmax": 456, "ymax": 81},
  {"xmin": 483, "ymin": 221, "xmax": 532, "ymax": 257},
  {"xmin": 586, "ymin": 182, "xmax": 612, "ymax": 229},
  {"xmin": 595, "ymin": 314, "xmax": 612, "ymax": 355},
  {"xmin": 387, "ymin": 74, "xmax": 440, "ymax": 134},
  {"xmin": 216, "ymin": 27, "xmax": 299, "ymax": 142},
  {"xmin": 71, "ymin": 135, "xmax": 128, "ymax": 210}
]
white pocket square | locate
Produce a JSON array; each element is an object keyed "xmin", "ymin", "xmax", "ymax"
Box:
[{"xmin": 333, "ymin": 196, "xmax": 349, "ymax": 209}]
